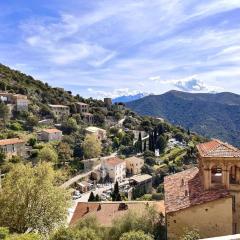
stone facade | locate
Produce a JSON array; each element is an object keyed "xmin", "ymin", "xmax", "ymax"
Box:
[
  {"xmin": 49, "ymin": 104, "xmax": 70, "ymax": 122},
  {"xmin": 39, "ymin": 129, "xmax": 62, "ymax": 141},
  {"xmin": 0, "ymin": 138, "xmax": 25, "ymax": 158},
  {"xmin": 125, "ymin": 156, "xmax": 144, "ymax": 175}
]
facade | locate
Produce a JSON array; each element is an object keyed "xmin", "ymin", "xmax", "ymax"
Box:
[
  {"xmin": 125, "ymin": 156, "xmax": 144, "ymax": 175},
  {"xmin": 49, "ymin": 104, "xmax": 70, "ymax": 122},
  {"xmin": 39, "ymin": 128, "xmax": 62, "ymax": 141},
  {"xmin": 85, "ymin": 126, "xmax": 107, "ymax": 141},
  {"xmin": 100, "ymin": 157, "xmax": 126, "ymax": 182},
  {"xmin": 0, "ymin": 92, "xmax": 28, "ymax": 111},
  {"xmin": 70, "ymin": 201, "xmax": 165, "ymax": 226},
  {"xmin": 82, "ymin": 112, "xmax": 94, "ymax": 124},
  {"xmin": 0, "ymin": 138, "xmax": 25, "ymax": 158},
  {"xmin": 129, "ymin": 174, "xmax": 153, "ymax": 198},
  {"xmin": 164, "ymin": 139, "xmax": 240, "ymax": 240},
  {"xmin": 76, "ymin": 102, "xmax": 90, "ymax": 113}
]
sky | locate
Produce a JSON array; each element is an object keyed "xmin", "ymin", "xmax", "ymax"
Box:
[{"xmin": 0, "ymin": 0, "xmax": 240, "ymax": 99}]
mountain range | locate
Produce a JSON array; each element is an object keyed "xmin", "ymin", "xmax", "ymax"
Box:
[
  {"xmin": 126, "ymin": 90, "xmax": 240, "ymax": 146},
  {"xmin": 112, "ymin": 93, "xmax": 148, "ymax": 103}
]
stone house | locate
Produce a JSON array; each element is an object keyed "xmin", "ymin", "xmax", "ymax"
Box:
[
  {"xmin": 82, "ymin": 112, "xmax": 94, "ymax": 124},
  {"xmin": 0, "ymin": 92, "xmax": 28, "ymax": 112},
  {"xmin": 48, "ymin": 104, "xmax": 70, "ymax": 122},
  {"xmin": 129, "ymin": 174, "xmax": 153, "ymax": 198},
  {"xmin": 100, "ymin": 157, "xmax": 126, "ymax": 183},
  {"xmin": 164, "ymin": 139, "xmax": 240, "ymax": 239},
  {"xmin": 125, "ymin": 156, "xmax": 144, "ymax": 175},
  {"xmin": 85, "ymin": 126, "xmax": 107, "ymax": 141},
  {"xmin": 39, "ymin": 128, "xmax": 62, "ymax": 142},
  {"xmin": 76, "ymin": 102, "xmax": 90, "ymax": 113},
  {"xmin": 0, "ymin": 138, "xmax": 25, "ymax": 158}
]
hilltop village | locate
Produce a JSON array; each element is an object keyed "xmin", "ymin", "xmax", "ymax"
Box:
[{"xmin": 0, "ymin": 65, "xmax": 240, "ymax": 240}]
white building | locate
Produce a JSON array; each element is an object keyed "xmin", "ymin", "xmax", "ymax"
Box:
[{"xmin": 100, "ymin": 157, "xmax": 126, "ymax": 183}]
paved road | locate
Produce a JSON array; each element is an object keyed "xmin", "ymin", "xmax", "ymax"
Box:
[{"xmin": 61, "ymin": 152, "xmax": 117, "ymax": 189}]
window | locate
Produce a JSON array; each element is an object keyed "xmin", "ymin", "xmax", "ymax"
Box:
[
  {"xmin": 230, "ymin": 166, "xmax": 237, "ymax": 184},
  {"xmin": 211, "ymin": 166, "xmax": 223, "ymax": 184}
]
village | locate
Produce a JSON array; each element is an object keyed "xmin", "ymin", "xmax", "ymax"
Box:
[{"xmin": 1, "ymin": 86, "xmax": 240, "ymax": 240}]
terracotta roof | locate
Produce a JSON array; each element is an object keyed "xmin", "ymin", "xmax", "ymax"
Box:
[
  {"xmin": 164, "ymin": 167, "xmax": 230, "ymax": 214},
  {"xmin": 70, "ymin": 201, "xmax": 165, "ymax": 226},
  {"xmin": 0, "ymin": 138, "xmax": 25, "ymax": 146},
  {"xmin": 42, "ymin": 128, "xmax": 62, "ymax": 134},
  {"xmin": 105, "ymin": 157, "xmax": 125, "ymax": 166},
  {"xmin": 197, "ymin": 139, "xmax": 240, "ymax": 158}
]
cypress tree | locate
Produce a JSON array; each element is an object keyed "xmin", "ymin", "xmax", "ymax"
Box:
[{"xmin": 88, "ymin": 192, "xmax": 95, "ymax": 202}]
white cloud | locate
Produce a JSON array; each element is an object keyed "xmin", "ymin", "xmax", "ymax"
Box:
[{"xmin": 87, "ymin": 88, "xmax": 147, "ymax": 99}]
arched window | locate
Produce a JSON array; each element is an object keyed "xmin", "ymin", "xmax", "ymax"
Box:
[
  {"xmin": 211, "ymin": 166, "xmax": 223, "ymax": 184},
  {"xmin": 230, "ymin": 166, "xmax": 237, "ymax": 184}
]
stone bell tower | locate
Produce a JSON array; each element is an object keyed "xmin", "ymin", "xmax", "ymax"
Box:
[{"xmin": 197, "ymin": 139, "xmax": 240, "ymax": 234}]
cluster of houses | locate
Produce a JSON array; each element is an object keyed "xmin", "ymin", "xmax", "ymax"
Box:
[{"xmin": 70, "ymin": 139, "xmax": 240, "ymax": 239}]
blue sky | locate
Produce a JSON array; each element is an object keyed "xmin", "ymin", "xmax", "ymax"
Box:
[{"xmin": 1, "ymin": 0, "xmax": 240, "ymax": 98}]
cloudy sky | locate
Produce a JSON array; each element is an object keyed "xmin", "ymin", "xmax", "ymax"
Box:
[{"xmin": 0, "ymin": 0, "xmax": 240, "ymax": 98}]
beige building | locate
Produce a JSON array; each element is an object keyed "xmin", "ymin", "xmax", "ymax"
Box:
[
  {"xmin": 85, "ymin": 126, "xmax": 107, "ymax": 141},
  {"xmin": 100, "ymin": 157, "xmax": 126, "ymax": 182},
  {"xmin": 76, "ymin": 102, "xmax": 90, "ymax": 113},
  {"xmin": 49, "ymin": 104, "xmax": 70, "ymax": 122},
  {"xmin": 0, "ymin": 138, "xmax": 25, "ymax": 158},
  {"xmin": 125, "ymin": 156, "xmax": 144, "ymax": 175},
  {"xmin": 39, "ymin": 128, "xmax": 62, "ymax": 142},
  {"xmin": 164, "ymin": 139, "xmax": 240, "ymax": 240}
]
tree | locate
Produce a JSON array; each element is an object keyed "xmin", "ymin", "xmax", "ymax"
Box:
[
  {"xmin": 58, "ymin": 142, "xmax": 72, "ymax": 164},
  {"xmin": 156, "ymin": 136, "xmax": 167, "ymax": 153},
  {"xmin": 120, "ymin": 231, "xmax": 153, "ymax": 240},
  {"xmin": 26, "ymin": 114, "xmax": 38, "ymax": 129},
  {"xmin": 111, "ymin": 181, "xmax": 121, "ymax": 201},
  {"xmin": 62, "ymin": 118, "xmax": 78, "ymax": 134},
  {"xmin": 0, "ymin": 162, "xmax": 70, "ymax": 234},
  {"xmin": 0, "ymin": 227, "xmax": 9, "ymax": 240},
  {"xmin": 38, "ymin": 145, "xmax": 58, "ymax": 163},
  {"xmin": 0, "ymin": 102, "xmax": 9, "ymax": 125},
  {"xmin": 143, "ymin": 140, "xmax": 147, "ymax": 152},
  {"xmin": 180, "ymin": 229, "xmax": 200, "ymax": 240},
  {"xmin": 82, "ymin": 135, "xmax": 101, "ymax": 159},
  {"xmin": 88, "ymin": 192, "xmax": 95, "ymax": 202}
]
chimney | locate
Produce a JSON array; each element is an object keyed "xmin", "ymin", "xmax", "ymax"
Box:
[
  {"xmin": 86, "ymin": 206, "xmax": 89, "ymax": 213},
  {"xmin": 97, "ymin": 204, "xmax": 101, "ymax": 211}
]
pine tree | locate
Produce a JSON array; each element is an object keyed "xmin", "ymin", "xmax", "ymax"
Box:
[
  {"xmin": 143, "ymin": 140, "xmax": 147, "ymax": 152},
  {"xmin": 111, "ymin": 181, "xmax": 122, "ymax": 201},
  {"xmin": 88, "ymin": 192, "xmax": 95, "ymax": 202},
  {"xmin": 138, "ymin": 132, "xmax": 142, "ymax": 153}
]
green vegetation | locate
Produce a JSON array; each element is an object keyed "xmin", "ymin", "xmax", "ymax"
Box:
[{"xmin": 0, "ymin": 162, "xmax": 70, "ymax": 235}]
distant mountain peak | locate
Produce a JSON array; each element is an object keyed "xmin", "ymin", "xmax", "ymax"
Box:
[{"xmin": 112, "ymin": 92, "xmax": 149, "ymax": 103}]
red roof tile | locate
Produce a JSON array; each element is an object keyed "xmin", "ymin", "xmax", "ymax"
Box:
[
  {"xmin": 0, "ymin": 138, "xmax": 25, "ymax": 146},
  {"xmin": 42, "ymin": 128, "xmax": 62, "ymax": 134},
  {"xmin": 197, "ymin": 139, "xmax": 240, "ymax": 158},
  {"xmin": 164, "ymin": 167, "xmax": 230, "ymax": 214},
  {"xmin": 105, "ymin": 157, "xmax": 125, "ymax": 166},
  {"xmin": 70, "ymin": 201, "xmax": 165, "ymax": 226}
]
